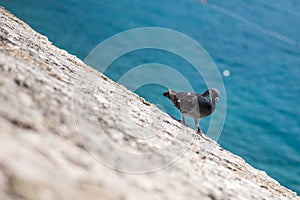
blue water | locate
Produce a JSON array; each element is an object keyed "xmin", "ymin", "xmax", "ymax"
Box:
[{"xmin": 1, "ymin": 0, "xmax": 299, "ymax": 194}]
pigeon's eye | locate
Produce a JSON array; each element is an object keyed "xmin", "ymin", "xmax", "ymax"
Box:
[{"xmin": 215, "ymin": 97, "xmax": 219, "ymax": 102}]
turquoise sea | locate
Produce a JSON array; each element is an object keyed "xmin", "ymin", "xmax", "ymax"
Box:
[{"xmin": 1, "ymin": 0, "xmax": 299, "ymax": 194}]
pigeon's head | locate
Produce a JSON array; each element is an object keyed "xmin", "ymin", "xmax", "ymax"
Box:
[
  {"xmin": 209, "ymin": 88, "xmax": 220, "ymax": 103},
  {"xmin": 163, "ymin": 89, "xmax": 176, "ymax": 100}
]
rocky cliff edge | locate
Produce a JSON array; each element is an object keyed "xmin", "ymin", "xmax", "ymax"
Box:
[{"xmin": 0, "ymin": 7, "xmax": 299, "ymax": 200}]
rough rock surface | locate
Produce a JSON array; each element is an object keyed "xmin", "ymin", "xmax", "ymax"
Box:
[{"xmin": 0, "ymin": 7, "xmax": 299, "ymax": 200}]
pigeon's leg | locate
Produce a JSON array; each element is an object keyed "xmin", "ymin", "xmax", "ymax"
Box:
[
  {"xmin": 181, "ymin": 114, "xmax": 186, "ymax": 125},
  {"xmin": 194, "ymin": 119, "xmax": 205, "ymax": 139}
]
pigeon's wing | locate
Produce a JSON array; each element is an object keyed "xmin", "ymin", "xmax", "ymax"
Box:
[
  {"xmin": 197, "ymin": 94, "xmax": 213, "ymax": 117},
  {"xmin": 175, "ymin": 92, "xmax": 198, "ymax": 114}
]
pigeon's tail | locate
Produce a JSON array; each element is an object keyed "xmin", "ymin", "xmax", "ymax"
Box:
[
  {"xmin": 163, "ymin": 91, "xmax": 169, "ymax": 98},
  {"xmin": 163, "ymin": 89, "xmax": 176, "ymax": 99}
]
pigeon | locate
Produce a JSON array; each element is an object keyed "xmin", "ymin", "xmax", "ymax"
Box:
[{"xmin": 163, "ymin": 88, "xmax": 220, "ymax": 138}]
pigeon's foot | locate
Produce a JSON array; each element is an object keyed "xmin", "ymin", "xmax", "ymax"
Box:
[
  {"xmin": 180, "ymin": 120, "xmax": 186, "ymax": 125},
  {"xmin": 197, "ymin": 127, "xmax": 206, "ymax": 139},
  {"xmin": 181, "ymin": 115, "xmax": 186, "ymax": 125},
  {"xmin": 169, "ymin": 115, "xmax": 181, "ymax": 122}
]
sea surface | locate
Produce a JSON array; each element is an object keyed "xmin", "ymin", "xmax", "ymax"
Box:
[{"xmin": 1, "ymin": 0, "xmax": 299, "ymax": 194}]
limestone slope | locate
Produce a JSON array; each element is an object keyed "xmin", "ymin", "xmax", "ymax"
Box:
[{"xmin": 0, "ymin": 7, "xmax": 298, "ymax": 200}]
